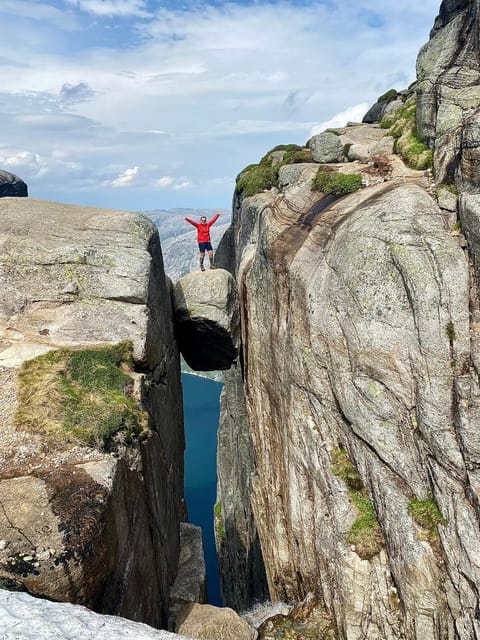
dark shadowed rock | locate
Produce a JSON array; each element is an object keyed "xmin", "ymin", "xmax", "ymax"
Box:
[
  {"xmin": 0, "ymin": 171, "xmax": 27, "ymax": 198},
  {"xmin": 173, "ymin": 269, "xmax": 240, "ymax": 371}
]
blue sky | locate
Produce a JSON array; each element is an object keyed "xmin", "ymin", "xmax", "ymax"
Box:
[{"xmin": 1, "ymin": 0, "xmax": 440, "ymax": 211}]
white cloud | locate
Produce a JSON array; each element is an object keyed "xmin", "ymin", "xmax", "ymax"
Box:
[
  {"xmin": 65, "ymin": 0, "xmax": 150, "ymax": 17},
  {"xmin": 173, "ymin": 181, "xmax": 192, "ymax": 191},
  {"xmin": 110, "ymin": 166, "xmax": 140, "ymax": 187},
  {"xmin": 310, "ymin": 103, "xmax": 371, "ymax": 136},
  {"xmin": 156, "ymin": 176, "xmax": 175, "ymax": 188},
  {"xmin": 0, "ymin": 0, "xmax": 442, "ymax": 209}
]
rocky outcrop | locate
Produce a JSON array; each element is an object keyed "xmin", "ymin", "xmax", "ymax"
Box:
[
  {"xmin": 0, "ymin": 198, "xmax": 185, "ymax": 628},
  {"xmin": 215, "ymin": 22, "xmax": 480, "ymax": 630},
  {"xmin": 173, "ymin": 269, "xmax": 240, "ymax": 371},
  {"xmin": 215, "ymin": 362, "xmax": 269, "ymax": 611},
  {"xmin": 176, "ymin": 603, "xmax": 257, "ymax": 640},
  {"xmin": 416, "ymin": 0, "xmax": 480, "ymax": 184},
  {"xmin": 0, "ymin": 170, "xmax": 27, "ymax": 198},
  {"xmin": 0, "ymin": 589, "xmax": 193, "ymax": 640},
  {"xmin": 169, "ymin": 523, "xmax": 207, "ymax": 630},
  {"xmin": 362, "ymin": 94, "xmax": 403, "ymax": 124}
]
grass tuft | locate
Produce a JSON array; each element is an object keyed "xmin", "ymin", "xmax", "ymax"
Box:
[
  {"xmin": 408, "ymin": 496, "xmax": 447, "ymax": 542},
  {"xmin": 380, "ymin": 99, "xmax": 433, "ymax": 170},
  {"xmin": 214, "ymin": 502, "xmax": 225, "ymax": 540},
  {"xmin": 15, "ymin": 342, "xmax": 147, "ymax": 448},
  {"xmin": 331, "ymin": 448, "xmax": 384, "ymax": 559},
  {"xmin": 312, "ymin": 170, "xmax": 363, "ymax": 196}
]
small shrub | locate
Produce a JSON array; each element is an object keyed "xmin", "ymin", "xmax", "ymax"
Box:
[
  {"xmin": 446, "ymin": 321, "xmax": 456, "ymax": 344},
  {"xmin": 452, "ymin": 221, "xmax": 462, "ymax": 232},
  {"xmin": 282, "ymin": 148, "xmax": 313, "ymax": 164},
  {"xmin": 325, "ymin": 128, "xmax": 340, "ymax": 136},
  {"xmin": 408, "ymin": 496, "xmax": 447, "ymax": 542},
  {"xmin": 312, "ymin": 170, "xmax": 363, "ymax": 196},
  {"xmin": 15, "ymin": 342, "xmax": 147, "ymax": 447},
  {"xmin": 377, "ymin": 89, "xmax": 398, "ymax": 103},
  {"xmin": 343, "ymin": 143, "xmax": 352, "ymax": 158}
]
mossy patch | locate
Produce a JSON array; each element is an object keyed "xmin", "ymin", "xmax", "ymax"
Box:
[
  {"xmin": 331, "ymin": 448, "xmax": 384, "ymax": 559},
  {"xmin": 15, "ymin": 342, "xmax": 147, "ymax": 448},
  {"xmin": 380, "ymin": 99, "xmax": 433, "ymax": 170},
  {"xmin": 408, "ymin": 496, "xmax": 447, "ymax": 542},
  {"xmin": 377, "ymin": 89, "xmax": 398, "ymax": 103},
  {"xmin": 214, "ymin": 502, "xmax": 225, "ymax": 540},
  {"xmin": 236, "ymin": 143, "xmax": 312, "ymax": 197},
  {"xmin": 312, "ymin": 170, "xmax": 363, "ymax": 196}
]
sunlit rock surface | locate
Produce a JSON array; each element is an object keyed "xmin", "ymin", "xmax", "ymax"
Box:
[
  {"xmin": 173, "ymin": 268, "xmax": 240, "ymax": 371},
  {"xmin": 0, "ymin": 589, "xmax": 194, "ymax": 640},
  {"xmin": 0, "ymin": 198, "xmax": 185, "ymax": 628}
]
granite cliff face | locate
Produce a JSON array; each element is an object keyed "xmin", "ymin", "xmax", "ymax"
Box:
[
  {"xmin": 211, "ymin": 1, "xmax": 480, "ymax": 637},
  {"xmin": 0, "ymin": 199, "xmax": 186, "ymax": 628}
]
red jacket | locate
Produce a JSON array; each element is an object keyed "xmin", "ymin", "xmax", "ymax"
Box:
[{"xmin": 185, "ymin": 213, "xmax": 220, "ymax": 243}]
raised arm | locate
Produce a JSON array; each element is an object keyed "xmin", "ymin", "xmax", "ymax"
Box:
[
  {"xmin": 207, "ymin": 213, "xmax": 221, "ymax": 228},
  {"xmin": 184, "ymin": 217, "xmax": 199, "ymax": 228}
]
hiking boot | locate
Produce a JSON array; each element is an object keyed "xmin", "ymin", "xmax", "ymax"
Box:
[
  {"xmin": 210, "ymin": 264, "xmax": 216, "ymax": 269},
  {"xmin": 201, "ymin": 265, "xmax": 205, "ymax": 272}
]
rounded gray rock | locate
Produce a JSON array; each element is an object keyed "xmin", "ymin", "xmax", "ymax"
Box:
[{"xmin": 309, "ymin": 132, "xmax": 343, "ymax": 163}]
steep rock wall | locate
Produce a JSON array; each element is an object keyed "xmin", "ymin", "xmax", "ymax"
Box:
[
  {"xmin": 0, "ymin": 198, "xmax": 186, "ymax": 628},
  {"xmin": 218, "ymin": 106, "xmax": 480, "ymax": 638}
]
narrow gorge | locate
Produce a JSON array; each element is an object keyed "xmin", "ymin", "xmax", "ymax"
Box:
[{"xmin": 2, "ymin": 1, "xmax": 480, "ymax": 639}]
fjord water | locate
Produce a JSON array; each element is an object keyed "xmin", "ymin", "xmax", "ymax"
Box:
[{"xmin": 182, "ymin": 372, "xmax": 223, "ymax": 606}]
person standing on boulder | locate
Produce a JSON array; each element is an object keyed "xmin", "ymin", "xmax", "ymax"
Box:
[{"xmin": 183, "ymin": 213, "xmax": 222, "ymax": 271}]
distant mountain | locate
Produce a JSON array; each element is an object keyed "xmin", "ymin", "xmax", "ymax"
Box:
[{"xmin": 143, "ymin": 208, "xmax": 231, "ymax": 281}]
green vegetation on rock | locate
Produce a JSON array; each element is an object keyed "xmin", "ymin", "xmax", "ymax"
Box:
[
  {"xmin": 380, "ymin": 99, "xmax": 433, "ymax": 170},
  {"xmin": 15, "ymin": 341, "xmax": 147, "ymax": 447},
  {"xmin": 312, "ymin": 170, "xmax": 363, "ymax": 196},
  {"xmin": 214, "ymin": 502, "xmax": 225, "ymax": 540},
  {"xmin": 446, "ymin": 321, "xmax": 456, "ymax": 345},
  {"xmin": 331, "ymin": 448, "xmax": 384, "ymax": 559},
  {"xmin": 408, "ymin": 496, "xmax": 447, "ymax": 542},
  {"xmin": 236, "ymin": 144, "xmax": 313, "ymax": 197},
  {"xmin": 377, "ymin": 89, "xmax": 398, "ymax": 103}
]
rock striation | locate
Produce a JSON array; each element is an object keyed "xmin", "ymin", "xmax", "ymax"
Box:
[
  {"xmin": 416, "ymin": 0, "xmax": 480, "ymax": 185},
  {"xmin": 0, "ymin": 170, "xmax": 28, "ymax": 198},
  {"xmin": 0, "ymin": 198, "xmax": 186, "ymax": 628},
  {"xmin": 214, "ymin": 2, "xmax": 480, "ymax": 636}
]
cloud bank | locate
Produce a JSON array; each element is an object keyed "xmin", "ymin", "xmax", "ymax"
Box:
[{"xmin": 0, "ymin": 0, "xmax": 441, "ymax": 210}]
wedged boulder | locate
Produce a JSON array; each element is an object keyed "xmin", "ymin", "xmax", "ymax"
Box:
[
  {"xmin": 0, "ymin": 198, "xmax": 185, "ymax": 628},
  {"xmin": 176, "ymin": 603, "xmax": 257, "ymax": 640},
  {"xmin": 173, "ymin": 269, "xmax": 240, "ymax": 371},
  {"xmin": 0, "ymin": 170, "xmax": 27, "ymax": 197},
  {"xmin": 309, "ymin": 132, "xmax": 343, "ymax": 163}
]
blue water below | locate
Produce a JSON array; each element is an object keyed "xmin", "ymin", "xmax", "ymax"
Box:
[{"xmin": 182, "ymin": 373, "xmax": 223, "ymax": 606}]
